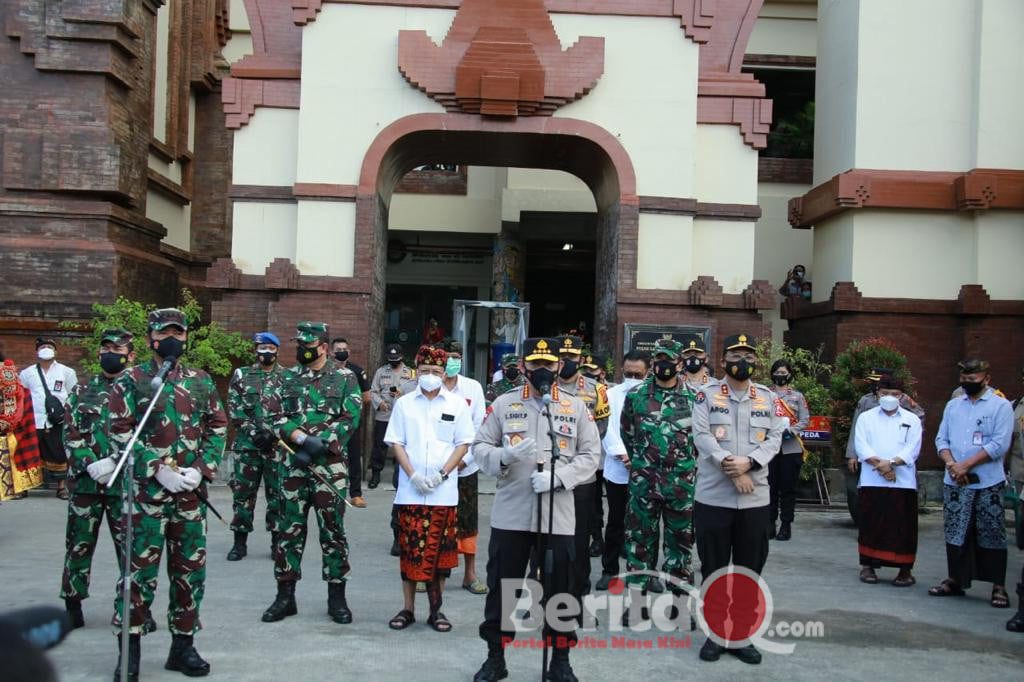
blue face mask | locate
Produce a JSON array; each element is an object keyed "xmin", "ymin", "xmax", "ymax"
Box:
[{"xmin": 445, "ymin": 357, "xmax": 462, "ymax": 377}]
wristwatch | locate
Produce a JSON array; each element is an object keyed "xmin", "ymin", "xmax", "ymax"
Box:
[{"xmin": 440, "ymin": 469, "xmax": 450, "ymax": 482}]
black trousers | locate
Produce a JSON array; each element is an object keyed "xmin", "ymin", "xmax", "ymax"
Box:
[
  {"xmin": 769, "ymin": 451, "xmax": 802, "ymax": 524},
  {"xmin": 370, "ymin": 420, "xmax": 389, "ymax": 473},
  {"xmin": 347, "ymin": 426, "xmax": 363, "ymax": 498},
  {"xmin": 572, "ymin": 481, "xmax": 597, "ymax": 596},
  {"xmin": 601, "ymin": 480, "xmax": 628, "ymax": 576},
  {"xmin": 590, "ymin": 469, "xmax": 605, "ymax": 543},
  {"xmin": 694, "ymin": 502, "xmax": 770, "ymax": 644},
  {"xmin": 480, "ymin": 528, "xmax": 576, "ymax": 652}
]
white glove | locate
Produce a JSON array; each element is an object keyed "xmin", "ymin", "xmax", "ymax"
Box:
[
  {"xmin": 179, "ymin": 467, "xmax": 203, "ymax": 491},
  {"xmin": 531, "ymin": 469, "xmax": 562, "ymax": 494},
  {"xmin": 86, "ymin": 458, "xmax": 117, "ymax": 485},
  {"xmin": 500, "ymin": 436, "xmax": 536, "ymax": 466},
  {"xmin": 409, "ymin": 471, "xmax": 433, "ymax": 496},
  {"xmin": 425, "ymin": 471, "xmax": 444, "ymax": 489},
  {"xmin": 154, "ymin": 465, "xmax": 189, "ymax": 494}
]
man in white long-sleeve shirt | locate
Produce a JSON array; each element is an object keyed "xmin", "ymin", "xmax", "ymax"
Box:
[{"xmin": 853, "ymin": 375, "xmax": 923, "ymax": 587}]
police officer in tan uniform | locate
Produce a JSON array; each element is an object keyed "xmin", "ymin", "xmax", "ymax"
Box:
[
  {"xmin": 368, "ymin": 344, "xmax": 415, "ymax": 489},
  {"xmin": 692, "ymin": 334, "xmax": 787, "ymax": 666},
  {"xmin": 680, "ymin": 333, "xmax": 715, "ymax": 391},
  {"xmin": 472, "ymin": 337, "xmax": 601, "ymax": 682}
]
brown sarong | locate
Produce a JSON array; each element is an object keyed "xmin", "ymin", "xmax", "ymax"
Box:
[
  {"xmin": 858, "ymin": 487, "xmax": 918, "ymax": 569},
  {"xmin": 397, "ymin": 504, "xmax": 458, "ymax": 582}
]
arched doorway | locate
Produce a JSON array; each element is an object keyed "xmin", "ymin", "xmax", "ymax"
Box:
[{"xmin": 355, "ymin": 113, "xmax": 639, "ymax": 368}]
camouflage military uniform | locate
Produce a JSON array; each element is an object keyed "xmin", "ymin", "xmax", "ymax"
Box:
[
  {"xmin": 60, "ymin": 373, "xmax": 124, "ymax": 602},
  {"xmin": 620, "ymin": 343, "xmax": 697, "ymax": 587},
  {"xmin": 485, "ymin": 353, "xmax": 526, "ymax": 406},
  {"xmin": 109, "ymin": 360, "xmax": 227, "ymax": 635},
  {"xmin": 274, "ymin": 354, "xmax": 362, "ymax": 584},
  {"xmin": 227, "ymin": 363, "xmax": 287, "ymax": 535}
]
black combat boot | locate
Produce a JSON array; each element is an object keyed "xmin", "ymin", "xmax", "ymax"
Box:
[
  {"xmin": 698, "ymin": 638, "xmax": 724, "ymax": 662},
  {"xmin": 261, "ymin": 580, "xmax": 297, "ymax": 622},
  {"xmin": 727, "ymin": 643, "xmax": 763, "ymax": 665},
  {"xmin": 226, "ymin": 531, "xmax": 248, "ymax": 561},
  {"xmin": 367, "ymin": 469, "xmax": 381, "ymax": 489},
  {"xmin": 165, "ymin": 634, "xmax": 210, "ymax": 676},
  {"xmin": 64, "ymin": 597, "xmax": 84, "ymax": 629},
  {"xmin": 473, "ymin": 646, "xmax": 508, "ymax": 681},
  {"xmin": 143, "ymin": 610, "xmax": 158, "ymax": 634},
  {"xmin": 1007, "ymin": 583, "xmax": 1024, "ymax": 632},
  {"xmin": 776, "ymin": 522, "xmax": 792, "ymax": 541},
  {"xmin": 327, "ymin": 582, "xmax": 353, "ymax": 624},
  {"xmin": 113, "ymin": 633, "xmax": 140, "ymax": 682},
  {"xmin": 545, "ymin": 649, "xmax": 579, "ymax": 682}
]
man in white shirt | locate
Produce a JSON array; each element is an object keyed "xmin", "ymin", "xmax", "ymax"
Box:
[
  {"xmin": 595, "ymin": 350, "xmax": 650, "ymax": 590},
  {"xmin": 384, "ymin": 345, "xmax": 474, "ymax": 633},
  {"xmin": 20, "ymin": 336, "xmax": 78, "ymax": 498},
  {"xmin": 853, "ymin": 375, "xmax": 923, "ymax": 587},
  {"xmin": 440, "ymin": 339, "xmax": 489, "ymax": 594}
]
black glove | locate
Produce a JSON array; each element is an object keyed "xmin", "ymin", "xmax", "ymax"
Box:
[
  {"xmin": 294, "ymin": 435, "xmax": 328, "ymax": 468},
  {"xmin": 252, "ymin": 428, "xmax": 277, "ymax": 452}
]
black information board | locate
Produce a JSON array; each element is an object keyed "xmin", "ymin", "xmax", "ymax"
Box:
[{"xmin": 623, "ymin": 323, "xmax": 711, "ymax": 355}]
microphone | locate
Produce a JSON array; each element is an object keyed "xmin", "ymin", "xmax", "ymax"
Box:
[
  {"xmin": 541, "ymin": 393, "xmax": 553, "ymax": 406},
  {"xmin": 0, "ymin": 606, "xmax": 73, "ymax": 650},
  {"xmin": 151, "ymin": 357, "xmax": 178, "ymax": 390}
]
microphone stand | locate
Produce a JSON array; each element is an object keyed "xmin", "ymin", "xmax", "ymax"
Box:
[
  {"xmin": 107, "ymin": 372, "xmax": 167, "ymax": 682},
  {"xmin": 539, "ymin": 390, "xmax": 561, "ymax": 682}
]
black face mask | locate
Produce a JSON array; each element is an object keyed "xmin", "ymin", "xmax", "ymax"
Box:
[
  {"xmin": 504, "ymin": 367, "xmax": 521, "ymax": 381},
  {"xmin": 296, "ymin": 345, "xmax": 320, "ymax": 365},
  {"xmin": 334, "ymin": 350, "xmax": 349, "ymax": 363},
  {"xmin": 725, "ymin": 359, "xmax": 755, "ymax": 381},
  {"xmin": 653, "ymin": 359, "xmax": 679, "ymax": 381},
  {"xmin": 152, "ymin": 336, "xmax": 184, "ymax": 361},
  {"xmin": 99, "ymin": 352, "xmax": 127, "ymax": 375},
  {"xmin": 683, "ymin": 357, "xmax": 704, "ymax": 374},
  {"xmin": 526, "ymin": 367, "xmax": 556, "ymax": 394},
  {"xmin": 960, "ymin": 380, "xmax": 985, "ymax": 397},
  {"xmin": 559, "ymin": 359, "xmax": 579, "ymax": 380},
  {"xmin": 257, "ymin": 351, "xmax": 277, "ymax": 367},
  {"xmin": 388, "ymin": 360, "xmax": 402, "ymax": 368},
  {"xmin": 772, "ymin": 373, "xmax": 792, "ymax": 385}
]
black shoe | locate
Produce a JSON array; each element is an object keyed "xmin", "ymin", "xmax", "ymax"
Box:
[
  {"xmin": 262, "ymin": 580, "xmax": 297, "ymax": 622},
  {"xmin": 390, "ymin": 539, "xmax": 401, "ymax": 557},
  {"xmin": 113, "ymin": 633, "xmax": 140, "ymax": 682},
  {"xmin": 1007, "ymin": 583, "xmax": 1024, "ymax": 632},
  {"xmin": 768, "ymin": 523, "xmax": 777, "ymax": 540},
  {"xmin": 368, "ymin": 470, "xmax": 381, "ymax": 489},
  {"xmin": 327, "ymin": 582, "xmax": 353, "ymax": 624},
  {"xmin": 699, "ymin": 638, "xmax": 724, "ymax": 662},
  {"xmin": 727, "ymin": 644, "xmax": 762, "ymax": 665},
  {"xmin": 776, "ymin": 522, "xmax": 792, "ymax": 541},
  {"xmin": 165, "ymin": 634, "xmax": 210, "ymax": 676},
  {"xmin": 473, "ymin": 653, "xmax": 508, "ymax": 681},
  {"xmin": 647, "ymin": 577, "xmax": 665, "ymax": 593},
  {"xmin": 545, "ymin": 656, "xmax": 578, "ymax": 682},
  {"xmin": 588, "ymin": 539, "xmax": 604, "ymax": 557},
  {"xmin": 595, "ymin": 573, "xmax": 613, "ymax": 591},
  {"xmin": 143, "ymin": 612, "xmax": 158, "ymax": 634},
  {"xmin": 64, "ymin": 598, "xmax": 84, "ymax": 629},
  {"xmin": 226, "ymin": 531, "xmax": 248, "ymax": 561}
]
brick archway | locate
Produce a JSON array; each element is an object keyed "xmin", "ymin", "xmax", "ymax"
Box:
[{"xmin": 356, "ymin": 113, "xmax": 639, "ymax": 365}]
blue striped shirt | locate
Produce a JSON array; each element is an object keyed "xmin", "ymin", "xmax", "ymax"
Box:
[{"xmin": 934, "ymin": 387, "xmax": 1013, "ymax": 489}]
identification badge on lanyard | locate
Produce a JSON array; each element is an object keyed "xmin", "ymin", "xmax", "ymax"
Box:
[{"xmin": 972, "ymin": 431, "xmax": 984, "ymax": 446}]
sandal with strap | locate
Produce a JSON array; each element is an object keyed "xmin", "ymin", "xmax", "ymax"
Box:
[
  {"xmin": 388, "ymin": 609, "xmax": 415, "ymax": 630},
  {"xmin": 427, "ymin": 611, "xmax": 452, "ymax": 633},
  {"xmin": 991, "ymin": 585, "xmax": 1010, "ymax": 608},
  {"xmin": 56, "ymin": 487, "xmax": 69, "ymax": 501},
  {"xmin": 859, "ymin": 568, "xmax": 879, "ymax": 584},
  {"xmin": 892, "ymin": 573, "xmax": 916, "ymax": 588},
  {"xmin": 928, "ymin": 579, "xmax": 965, "ymax": 597}
]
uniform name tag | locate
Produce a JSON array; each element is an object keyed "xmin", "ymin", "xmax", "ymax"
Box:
[{"xmin": 441, "ymin": 413, "xmax": 455, "ymax": 422}]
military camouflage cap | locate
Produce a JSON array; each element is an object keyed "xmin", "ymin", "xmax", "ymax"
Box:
[
  {"xmin": 957, "ymin": 358, "xmax": 990, "ymax": 374},
  {"xmin": 148, "ymin": 308, "xmax": 188, "ymax": 331},
  {"xmin": 293, "ymin": 321, "xmax": 328, "ymax": 344},
  {"xmin": 500, "ymin": 352, "xmax": 521, "ymax": 367},
  {"xmin": 100, "ymin": 327, "xmax": 133, "ymax": 346},
  {"xmin": 652, "ymin": 338, "xmax": 683, "ymax": 359}
]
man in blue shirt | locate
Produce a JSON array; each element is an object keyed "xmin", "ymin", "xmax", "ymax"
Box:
[{"xmin": 929, "ymin": 358, "xmax": 1014, "ymax": 608}]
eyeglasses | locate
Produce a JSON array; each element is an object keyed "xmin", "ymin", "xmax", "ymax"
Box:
[{"xmin": 623, "ymin": 372, "xmax": 645, "ymax": 380}]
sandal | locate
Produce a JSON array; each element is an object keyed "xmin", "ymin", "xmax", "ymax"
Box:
[
  {"xmin": 56, "ymin": 487, "xmax": 69, "ymax": 500},
  {"xmin": 388, "ymin": 609, "xmax": 415, "ymax": 630},
  {"xmin": 928, "ymin": 579, "xmax": 965, "ymax": 597},
  {"xmin": 991, "ymin": 585, "xmax": 1010, "ymax": 608},
  {"xmin": 892, "ymin": 574, "xmax": 916, "ymax": 588},
  {"xmin": 427, "ymin": 611, "xmax": 452, "ymax": 633},
  {"xmin": 462, "ymin": 580, "xmax": 488, "ymax": 595},
  {"xmin": 859, "ymin": 568, "xmax": 878, "ymax": 584}
]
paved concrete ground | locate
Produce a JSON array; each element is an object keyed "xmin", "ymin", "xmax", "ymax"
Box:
[{"xmin": 2, "ymin": 483, "xmax": 1021, "ymax": 682}]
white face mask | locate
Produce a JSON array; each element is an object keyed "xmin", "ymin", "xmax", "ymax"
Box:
[
  {"xmin": 37, "ymin": 347, "xmax": 55, "ymax": 361},
  {"xmin": 622, "ymin": 377, "xmax": 642, "ymax": 390},
  {"xmin": 419, "ymin": 373, "xmax": 443, "ymax": 392},
  {"xmin": 879, "ymin": 395, "xmax": 900, "ymax": 412}
]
